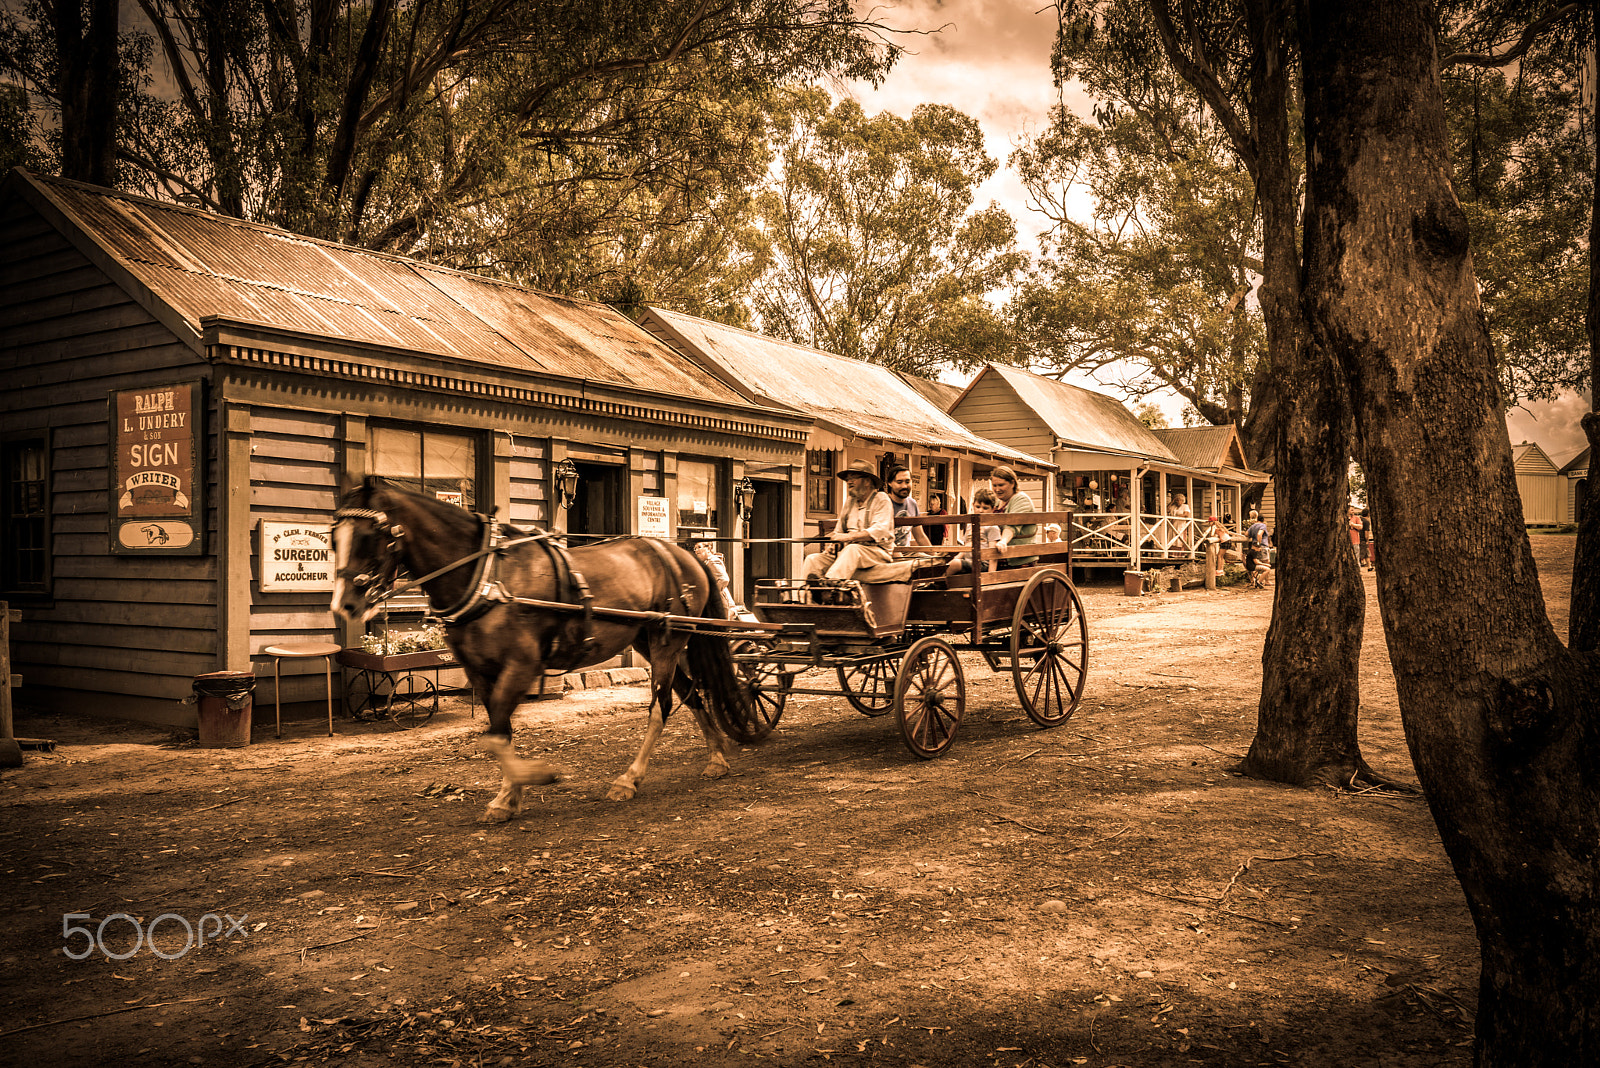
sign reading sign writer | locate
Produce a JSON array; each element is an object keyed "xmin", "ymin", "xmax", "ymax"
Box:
[
  {"xmin": 109, "ymin": 381, "xmax": 202, "ymax": 553},
  {"xmin": 259, "ymin": 522, "xmax": 335, "ymax": 592}
]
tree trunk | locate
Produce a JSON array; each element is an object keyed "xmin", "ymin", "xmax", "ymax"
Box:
[
  {"xmin": 56, "ymin": 0, "xmax": 119, "ymax": 185},
  {"xmin": 1238, "ymin": 0, "xmax": 1375, "ymax": 786},
  {"xmin": 1575, "ymin": 0, "xmax": 1600, "ymax": 654},
  {"xmin": 1300, "ymin": 1, "xmax": 1600, "ymax": 1061}
]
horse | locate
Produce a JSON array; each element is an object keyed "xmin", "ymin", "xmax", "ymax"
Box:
[{"xmin": 330, "ymin": 477, "xmax": 754, "ymax": 823}]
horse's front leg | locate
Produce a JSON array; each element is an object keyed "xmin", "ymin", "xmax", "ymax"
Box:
[
  {"xmin": 607, "ymin": 674, "xmax": 668, "ymax": 801},
  {"xmin": 477, "ymin": 664, "xmax": 558, "ymax": 824}
]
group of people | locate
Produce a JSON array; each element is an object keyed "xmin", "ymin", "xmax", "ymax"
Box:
[
  {"xmin": 801, "ymin": 462, "xmax": 1038, "ymax": 585},
  {"xmin": 1348, "ymin": 504, "xmax": 1376, "ymax": 570}
]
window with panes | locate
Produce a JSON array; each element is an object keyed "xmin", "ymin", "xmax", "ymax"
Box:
[
  {"xmin": 370, "ymin": 426, "xmax": 479, "ymax": 510},
  {"xmin": 2, "ymin": 439, "xmax": 48, "ymax": 594}
]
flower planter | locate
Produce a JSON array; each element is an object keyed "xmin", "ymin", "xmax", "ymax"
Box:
[{"xmin": 336, "ymin": 647, "xmax": 458, "ymax": 672}]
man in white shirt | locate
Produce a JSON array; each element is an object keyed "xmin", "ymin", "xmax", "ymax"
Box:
[{"xmin": 803, "ymin": 460, "xmax": 895, "ymax": 581}]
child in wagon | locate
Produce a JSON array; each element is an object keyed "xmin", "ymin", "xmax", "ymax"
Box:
[{"xmin": 942, "ymin": 486, "xmax": 1002, "ymax": 582}]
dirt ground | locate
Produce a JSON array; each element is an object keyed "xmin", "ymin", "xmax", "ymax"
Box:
[{"xmin": 0, "ymin": 537, "xmax": 1577, "ymax": 1068}]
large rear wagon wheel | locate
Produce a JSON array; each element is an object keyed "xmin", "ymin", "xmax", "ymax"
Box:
[
  {"xmin": 726, "ymin": 641, "xmax": 789, "ymax": 743},
  {"xmin": 894, "ymin": 637, "xmax": 965, "ymax": 759},
  {"xmin": 837, "ymin": 656, "xmax": 900, "ymax": 716},
  {"xmin": 1010, "ymin": 570, "xmax": 1089, "ymax": 727}
]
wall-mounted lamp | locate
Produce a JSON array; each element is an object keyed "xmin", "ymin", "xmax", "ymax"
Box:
[
  {"xmin": 553, "ymin": 458, "xmax": 581, "ymax": 512},
  {"xmin": 735, "ymin": 476, "xmax": 757, "ymax": 524}
]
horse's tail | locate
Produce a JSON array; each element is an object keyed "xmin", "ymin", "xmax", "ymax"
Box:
[{"xmin": 683, "ymin": 554, "xmax": 762, "ymax": 742}]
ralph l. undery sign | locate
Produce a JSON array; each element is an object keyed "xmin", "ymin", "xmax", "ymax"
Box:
[{"xmin": 108, "ymin": 381, "xmax": 202, "ymax": 554}]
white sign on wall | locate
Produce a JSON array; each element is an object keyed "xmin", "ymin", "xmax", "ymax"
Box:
[
  {"xmin": 259, "ymin": 521, "xmax": 335, "ymax": 592},
  {"xmin": 637, "ymin": 495, "xmax": 671, "ymax": 537}
]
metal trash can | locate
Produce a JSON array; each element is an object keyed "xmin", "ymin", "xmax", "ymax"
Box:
[{"xmin": 192, "ymin": 671, "xmax": 256, "ymax": 748}]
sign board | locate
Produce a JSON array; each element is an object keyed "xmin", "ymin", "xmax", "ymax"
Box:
[
  {"xmin": 259, "ymin": 522, "xmax": 335, "ymax": 592},
  {"xmin": 637, "ymin": 495, "xmax": 671, "ymax": 537},
  {"xmin": 108, "ymin": 381, "xmax": 202, "ymax": 553},
  {"xmin": 436, "ymin": 491, "xmax": 465, "ymax": 507}
]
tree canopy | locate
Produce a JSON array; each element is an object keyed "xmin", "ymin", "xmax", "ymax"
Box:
[
  {"xmin": 748, "ymin": 88, "xmax": 1026, "ymax": 375},
  {"xmin": 0, "ymin": 0, "xmax": 903, "ymax": 313}
]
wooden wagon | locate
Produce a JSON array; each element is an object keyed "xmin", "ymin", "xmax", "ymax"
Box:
[{"xmin": 726, "ymin": 509, "xmax": 1088, "ymax": 758}]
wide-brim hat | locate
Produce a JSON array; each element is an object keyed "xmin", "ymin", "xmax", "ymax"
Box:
[{"xmin": 837, "ymin": 459, "xmax": 882, "ymax": 488}]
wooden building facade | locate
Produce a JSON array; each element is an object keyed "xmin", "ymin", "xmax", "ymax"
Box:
[
  {"xmin": 950, "ymin": 364, "xmax": 1266, "ymax": 572},
  {"xmin": 1559, "ymin": 446, "xmax": 1589, "ymax": 526},
  {"xmin": 1512, "ymin": 441, "xmax": 1564, "ymax": 526},
  {"xmin": 634, "ymin": 307, "xmax": 1053, "ymax": 590},
  {"xmin": 0, "ymin": 171, "xmax": 808, "ymax": 726}
]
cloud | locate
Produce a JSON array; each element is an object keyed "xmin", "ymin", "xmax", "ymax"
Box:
[{"xmin": 1505, "ymin": 390, "xmax": 1592, "ymax": 465}]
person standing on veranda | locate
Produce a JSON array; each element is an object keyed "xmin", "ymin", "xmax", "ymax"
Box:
[{"xmin": 802, "ymin": 460, "xmax": 895, "ymax": 582}]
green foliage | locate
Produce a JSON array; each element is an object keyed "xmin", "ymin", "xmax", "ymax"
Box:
[
  {"xmin": 1011, "ymin": 73, "xmax": 1265, "ymax": 428},
  {"xmin": 748, "ymin": 88, "xmax": 1027, "ymax": 376},
  {"xmin": 1133, "ymin": 400, "xmax": 1169, "ymax": 428},
  {"xmin": 0, "ymin": 0, "xmax": 901, "ymax": 310},
  {"xmin": 1438, "ymin": 4, "xmax": 1593, "ymax": 402}
]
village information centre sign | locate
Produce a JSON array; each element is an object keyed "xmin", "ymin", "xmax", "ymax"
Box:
[{"xmin": 108, "ymin": 381, "xmax": 202, "ymax": 554}]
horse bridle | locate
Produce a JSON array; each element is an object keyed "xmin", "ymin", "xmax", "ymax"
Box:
[{"xmin": 333, "ymin": 505, "xmax": 557, "ymax": 627}]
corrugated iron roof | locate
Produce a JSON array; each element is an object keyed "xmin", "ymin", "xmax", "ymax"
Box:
[
  {"xmin": 897, "ymin": 372, "xmax": 963, "ymax": 412},
  {"xmin": 24, "ymin": 173, "xmax": 748, "ymax": 406},
  {"xmin": 640, "ymin": 307, "xmax": 1052, "ymax": 471},
  {"xmin": 1557, "ymin": 446, "xmax": 1589, "ymax": 475},
  {"xmin": 969, "ymin": 364, "xmax": 1180, "ymax": 463},
  {"xmin": 1150, "ymin": 425, "xmax": 1240, "ymax": 470}
]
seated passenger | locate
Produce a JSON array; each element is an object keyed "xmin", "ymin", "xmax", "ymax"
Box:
[
  {"xmin": 989, "ymin": 465, "xmax": 1037, "ymax": 568},
  {"xmin": 943, "ymin": 487, "xmax": 1001, "ymax": 582},
  {"xmin": 802, "ymin": 460, "xmax": 894, "ymax": 583}
]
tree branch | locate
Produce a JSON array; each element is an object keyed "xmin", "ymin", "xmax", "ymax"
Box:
[{"xmin": 1440, "ymin": 3, "xmax": 1580, "ymax": 68}]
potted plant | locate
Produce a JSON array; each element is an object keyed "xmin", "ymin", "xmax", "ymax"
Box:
[{"xmin": 336, "ymin": 622, "xmax": 456, "ymax": 672}]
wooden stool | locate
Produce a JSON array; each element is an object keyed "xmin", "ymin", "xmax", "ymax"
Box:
[{"xmin": 262, "ymin": 642, "xmax": 342, "ymax": 738}]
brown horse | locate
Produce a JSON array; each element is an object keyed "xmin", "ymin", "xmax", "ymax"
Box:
[{"xmin": 330, "ymin": 477, "xmax": 752, "ymax": 822}]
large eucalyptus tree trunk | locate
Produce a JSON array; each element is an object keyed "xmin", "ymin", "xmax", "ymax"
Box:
[
  {"xmin": 1238, "ymin": 0, "xmax": 1375, "ymax": 786},
  {"xmin": 1299, "ymin": 1, "xmax": 1600, "ymax": 1061}
]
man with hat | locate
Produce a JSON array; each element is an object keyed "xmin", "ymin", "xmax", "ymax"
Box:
[{"xmin": 802, "ymin": 459, "xmax": 895, "ymax": 582}]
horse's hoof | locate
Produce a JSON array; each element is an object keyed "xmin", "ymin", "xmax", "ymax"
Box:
[
  {"xmin": 513, "ymin": 762, "xmax": 562, "ymax": 787},
  {"xmin": 605, "ymin": 782, "xmax": 637, "ymax": 802},
  {"xmin": 479, "ymin": 806, "xmax": 515, "ymax": 824},
  {"xmin": 701, "ymin": 763, "xmax": 729, "ymax": 779}
]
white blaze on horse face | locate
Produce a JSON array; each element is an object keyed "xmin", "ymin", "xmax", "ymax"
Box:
[{"xmin": 330, "ymin": 520, "xmax": 357, "ymax": 621}]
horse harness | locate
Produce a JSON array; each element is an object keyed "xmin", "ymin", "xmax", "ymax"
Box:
[
  {"xmin": 334, "ymin": 507, "xmax": 599, "ymax": 668},
  {"xmin": 334, "ymin": 508, "xmax": 706, "ymax": 672}
]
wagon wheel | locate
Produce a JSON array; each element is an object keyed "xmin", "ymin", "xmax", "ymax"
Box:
[
  {"xmin": 345, "ymin": 669, "xmax": 392, "ymax": 721},
  {"xmin": 894, "ymin": 637, "xmax": 966, "ymax": 760},
  {"xmin": 385, "ymin": 674, "xmax": 437, "ymax": 729},
  {"xmin": 725, "ymin": 641, "xmax": 790, "ymax": 743},
  {"xmin": 837, "ymin": 655, "xmax": 901, "ymax": 717},
  {"xmin": 1009, "ymin": 570, "xmax": 1089, "ymax": 728}
]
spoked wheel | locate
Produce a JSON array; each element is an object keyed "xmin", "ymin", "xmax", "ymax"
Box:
[
  {"xmin": 1010, "ymin": 570, "xmax": 1090, "ymax": 727},
  {"xmin": 385, "ymin": 673, "xmax": 437, "ymax": 729},
  {"xmin": 725, "ymin": 641, "xmax": 790, "ymax": 743},
  {"xmin": 837, "ymin": 655, "xmax": 901, "ymax": 717},
  {"xmin": 894, "ymin": 637, "xmax": 966, "ymax": 759},
  {"xmin": 345, "ymin": 669, "xmax": 392, "ymax": 721}
]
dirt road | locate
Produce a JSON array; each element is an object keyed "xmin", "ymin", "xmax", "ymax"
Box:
[{"xmin": 0, "ymin": 537, "xmax": 1576, "ymax": 1067}]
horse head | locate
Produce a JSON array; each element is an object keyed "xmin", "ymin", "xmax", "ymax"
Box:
[{"xmin": 331, "ymin": 477, "xmax": 407, "ymax": 623}]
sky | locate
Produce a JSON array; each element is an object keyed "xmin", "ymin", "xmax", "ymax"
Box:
[{"xmin": 843, "ymin": 0, "xmax": 1592, "ymax": 462}]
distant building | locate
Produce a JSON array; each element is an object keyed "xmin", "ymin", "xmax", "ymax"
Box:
[
  {"xmin": 1558, "ymin": 446, "xmax": 1589, "ymax": 526},
  {"xmin": 1512, "ymin": 441, "xmax": 1563, "ymax": 525}
]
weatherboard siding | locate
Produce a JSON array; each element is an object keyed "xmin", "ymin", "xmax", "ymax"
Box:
[
  {"xmin": 0, "ymin": 197, "xmax": 219, "ymax": 723},
  {"xmin": 950, "ymin": 375, "xmax": 1054, "ymax": 461}
]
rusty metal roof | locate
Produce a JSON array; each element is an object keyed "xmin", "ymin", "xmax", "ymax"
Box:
[
  {"xmin": 1153, "ymin": 425, "xmax": 1268, "ymax": 483},
  {"xmin": 897, "ymin": 373, "xmax": 964, "ymax": 412},
  {"xmin": 22, "ymin": 172, "xmax": 748, "ymax": 405},
  {"xmin": 965, "ymin": 364, "xmax": 1180, "ymax": 463},
  {"xmin": 640, "ymin": 307, "xmax": 1052, "ymax": 471}
]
